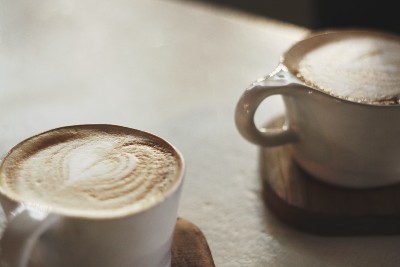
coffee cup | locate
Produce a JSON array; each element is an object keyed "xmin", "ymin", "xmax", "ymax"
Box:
[
  {"xmin": 235, "ymin": 29, "xmax": 400, "ymax": 188},
  {"xmin": 0, "ymin": 124, "xmax": 185, "ymax": 267}
]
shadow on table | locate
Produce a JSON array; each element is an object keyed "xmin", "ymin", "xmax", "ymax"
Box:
[{"xmin": 179, "ymin": 0, "xmax": 400, "ymax": 34}]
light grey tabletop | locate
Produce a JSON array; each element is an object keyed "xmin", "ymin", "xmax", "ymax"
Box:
[{"xmin": 1, "ymin": 1, "xmax": 400, "ymax": 266}]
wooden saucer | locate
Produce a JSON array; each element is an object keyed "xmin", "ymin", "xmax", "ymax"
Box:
[
  {"xmin": 172, "ymin": 218, "xmax": 215, "ymax": 267},
  {"xmin": 260, "ymin": 119, "xmax": 400, "ymax": 236}
]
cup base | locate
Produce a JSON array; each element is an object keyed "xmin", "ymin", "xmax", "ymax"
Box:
[{"xmin": 260, "ymin": 143, "xmax": 400, "ymax": 235}]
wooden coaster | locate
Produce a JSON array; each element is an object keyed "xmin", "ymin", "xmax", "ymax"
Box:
[
  {"xmin": 260, "ymin": 118, "xmax": 400, "ymax": 236},
  {"xmin": 172, "ymin": 218, "xmax": 215, "ymax": 267}
]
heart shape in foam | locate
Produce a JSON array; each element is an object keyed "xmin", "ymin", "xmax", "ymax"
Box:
[{"xmin": 66, "ymin": 140, "xmax": 138, "ymax": 184}]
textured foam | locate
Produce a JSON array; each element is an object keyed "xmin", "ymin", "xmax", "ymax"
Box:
[
  {"xmin": 0, "ymin": 125, "xmax": 182, "ymax": 217},
  {"xmin": 295, "ymin": 34, "xmax": 400, "ymax": 104}
]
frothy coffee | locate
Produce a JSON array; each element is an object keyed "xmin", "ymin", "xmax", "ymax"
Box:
[
  {"xmin": 287, "ymin": 31, "xmax": 400, "ymax": 105},
  {"xmin": 0, "ymin": 125, "xmax": 183, "ymax": 217}
]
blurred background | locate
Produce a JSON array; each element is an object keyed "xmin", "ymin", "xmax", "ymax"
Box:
[{"xmin": 180, "ymin": 0, "xmax": 400, "ymax": 34}]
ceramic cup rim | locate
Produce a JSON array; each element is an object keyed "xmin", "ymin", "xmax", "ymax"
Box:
[
  {"xmin": 0, "ymin": 124, "xmax": 185, "ymax": 220},
  {"xmin": 280, "ymin": 28, "xmax": 400, "ymax": 108}
]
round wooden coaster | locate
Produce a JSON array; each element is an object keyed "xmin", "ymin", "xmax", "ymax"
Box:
[
  {"xmin": 172, "ymin": 218, "xmax": 215, "ymax": 267},
  {"xmin": 260, "ymin": 117, "xmax": 400, "ymax": 235}
]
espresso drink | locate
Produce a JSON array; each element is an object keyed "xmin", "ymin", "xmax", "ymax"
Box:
[
  {"xmin": 290, "ymin": 31, "xmax": 400, "ymax": 105},
  {"xmin": 0, "ymin": 125, "xmax": 183, "ymax": 217}
]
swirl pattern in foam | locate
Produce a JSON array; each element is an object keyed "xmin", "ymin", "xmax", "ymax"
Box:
[
  {"xmin": 0, "ymin": 125, "xmax": 183, "ymax": 218},
  {"xmin": 293, "ymin": 32, "xmax": 400, "ymax": 104}
]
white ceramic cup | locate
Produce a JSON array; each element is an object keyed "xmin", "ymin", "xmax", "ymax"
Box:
[
  {"xmin": 0, "ymin": 125, "xmax": 185, "ymax": 267},
  {"xmin": 235, "ymin": 29, "xmax": 400, "ymax": 188}
]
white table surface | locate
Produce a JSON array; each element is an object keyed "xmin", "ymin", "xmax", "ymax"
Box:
[{"xmin": 1, "ymin": 1, "xmax": 400, "ymax": 266}]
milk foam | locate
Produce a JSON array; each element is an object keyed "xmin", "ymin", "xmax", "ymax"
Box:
[
  {"xmin": 296, "ymin": 34, "xmax": 400, "ymax": 104},
  {"xmin": 0, "ymin": 125, "xmax": 182, "ymax": 217},
  {"xmin": 65, "ymin": 140, "xmax": 138, "ymax": 184}
]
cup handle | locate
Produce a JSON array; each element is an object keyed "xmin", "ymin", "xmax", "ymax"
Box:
[
  {"xmin": 235, "ymin": 66, "xmax": 304, "ymax": 146},
  {"xmin": 0, "ymin": 206, "xmax": 59, "ymax": 267}
]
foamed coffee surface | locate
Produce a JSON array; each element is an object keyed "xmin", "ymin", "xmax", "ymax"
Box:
[
  {"xmin": 0, "ymin": 125, "xmax": 182, "ymax": 217},
  {"xmin": 292, "ymin": 32, "xmax": 400, "ymax": 104}
]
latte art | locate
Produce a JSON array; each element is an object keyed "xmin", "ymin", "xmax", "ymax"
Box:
[
  {"xmin": 56, "ymin": 140, "xmax": 138, "ymax": 185},
  {"xmin": 0, "ymin": 125, "xmax": 183, "ymax": 217},
  {"xmin": 289, "ymin": 31, "xmax": 400, "ymax": 104}
]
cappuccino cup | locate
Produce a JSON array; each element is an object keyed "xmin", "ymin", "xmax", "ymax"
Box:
[
  {"xmin": 0, "ymin": 125, "xmax": 185, "ymax": 267},
  {"xmin": 235, "ymin": 29, "xmax": 400, "ymax": 188}
]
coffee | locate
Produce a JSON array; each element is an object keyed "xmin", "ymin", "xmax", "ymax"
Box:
[
  {"xmin": 0, "ymin": 125, "xmax": 183, "ymax": 217},
  {"xmin": 288, "ymin": 31, "xmax": 400, "ymax": 105}
]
